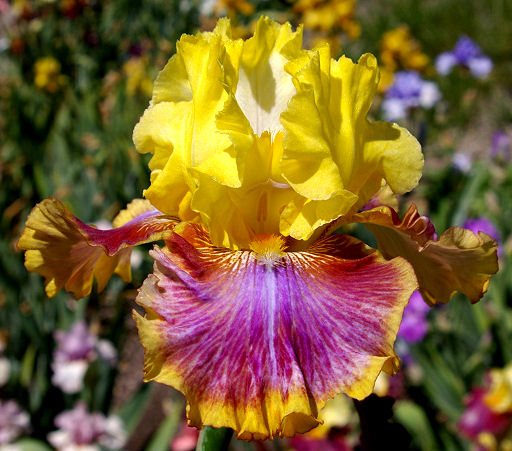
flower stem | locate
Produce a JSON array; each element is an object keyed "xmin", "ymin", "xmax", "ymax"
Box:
[{"xmin": 196, "ymin": 426, "xmax": 234, "ymax": 451}]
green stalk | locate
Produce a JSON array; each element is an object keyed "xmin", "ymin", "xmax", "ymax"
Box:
[{"xmin": 196, "ymin": 426, "xmax": 234, "ymax": 451}]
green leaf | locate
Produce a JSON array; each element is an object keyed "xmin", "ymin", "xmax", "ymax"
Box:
[
  {"xmin": 16, "ymin": 438, "xmax": 53, "ymax": 451},
  {"xmin": 451, "ymin": 164, "xmax": 488, "ymax": 226},
  {"xmin": 116, "ymin": 383, "xmax": 155, "ymax": 435},
  {"xmin": 20, "ymin": 345, "xmax": 36, "ymax": 388},
  {"xmin": 145, "ymin": 397, "xmax": 185, "ymax": 451},
  {"xmin": 394, "ymin": 401, "xmax": 437, "ymax": 451},
  {"xmin": 196, "ymin": 426, "xmax": 234, "ymax": 451}
]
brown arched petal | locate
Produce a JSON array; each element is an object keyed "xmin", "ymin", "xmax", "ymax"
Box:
[
  {"xmin": 17, "ymin": 198, "xmax": 178, "ymax": 299},
  {"xmin": 347, "ymin": 204, "xmax": 498, "ymax": 305}
]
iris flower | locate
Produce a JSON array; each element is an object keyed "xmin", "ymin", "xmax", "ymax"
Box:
[{"xmin": 18, "ymin": 17, "xmax": 498, "ymax": 440}]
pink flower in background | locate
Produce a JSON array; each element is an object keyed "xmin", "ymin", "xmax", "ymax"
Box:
[
  {"xmin": 52, "ymin": 321, "xmax": 117, "ymax": 394},
  {"xmin": 0, "ymin": 400, "xmax": 30, "ymax": 444},
  {"xmin": 171, "ymin": 422, "xmax": 199, "ymax": 451},
  {"xmin": 458, "ymin": 388, "xmax": 509, "ymax": 440},
  {"xmin": 48, "ymin": 402, "xmax": 126, "ymax": 450}
]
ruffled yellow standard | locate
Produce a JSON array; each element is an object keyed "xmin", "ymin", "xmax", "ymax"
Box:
[
  {"xmin": 133, "ymin": 16, "xmax": 423, "ymax": 249},
  {"xmin": 18, "ymin": 16, "xmax": 498, "ymax": 441}
]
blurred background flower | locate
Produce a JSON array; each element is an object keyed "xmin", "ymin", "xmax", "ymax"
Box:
[
  {"xmin": 0, "ymin": 400, "xmax": 30, "ymax": 445},
  {"xmin": 47, "ymin": 402, "xmax": 126, "ymax": 450},
  {"xmin": 52, "ymin": 320, "xmax": 117, "ymax": 394},
  {"xmin": 381, "ymin": 70, "xmax": 441, "ymax": 121},
  {"xmin": 436, "ymin": 35, "xmax": 493, "ymax": 78}
]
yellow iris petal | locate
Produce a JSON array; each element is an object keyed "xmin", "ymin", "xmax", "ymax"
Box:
[
  {"xmin": 234, "ymin": 17, "xmax": 303, "ymax": 136},
  {"xmin": 136, "ymin": 16, "xmax": 423, "ymax": 248},
  {"xmin": 281, "ymin": 51, "xmax": 424, "ymax": 240}
]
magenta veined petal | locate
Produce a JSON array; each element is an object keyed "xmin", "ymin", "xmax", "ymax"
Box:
[{"xmin": 134, "ymin": 224, "xmax": 418, "ymax": 440}]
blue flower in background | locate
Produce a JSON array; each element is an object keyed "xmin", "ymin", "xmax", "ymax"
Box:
[
  {"xmin": 490, "ymin": 131, "xmax": 511, "ymax": 162},
  {"xmin": 436, "ymin": 36, "xmax": 493, "ymax": 78},
  {"xmin": 382, "ymin": 70, "xmax": 441, "ymax": 121},
  {"xmin": 398, "ymin": 291, "xmax": 430, "ymax": 344},
  {"xmin": 463, "ymin": 217, "xmax": 502, "ymax": 257}
]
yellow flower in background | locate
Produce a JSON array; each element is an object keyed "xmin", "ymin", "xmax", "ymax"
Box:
[
  {"xmin": 379, "ymin": 25, "xmax": 430, "ymax": 91},
  {"xmin": 310, "ymin": 33, "xmax": 342, "ymax": 57},
  {"xmin": 304, "ymin": 394, "xmax": 353, "ymax": 439},
  {"xmin": 293, "ymin": 0, "xmax": 361, "ymax": 39},
  {"xmin": 34, "ymin": 57, "xmax": 66, "ymax": 92},
  {"xmin": 134, "ymin": 16, "xmax": 422, "ymax": 249},
  {"xmin": 380, "ymin": 26, "xmax": 429, "ymax": 71},
  {"xmin": 122, "ymin": 56, "xmax": 153, "ymax": 98},
  {"xmin": 214, "ymin": 0, "xmax": 255, "ymax": 18},
  {"xmin": 484, "ymin": 362, "xmax": 512, "ymax": 414}
]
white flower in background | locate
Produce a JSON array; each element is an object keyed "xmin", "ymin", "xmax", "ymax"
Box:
[
  {"xmin": 452, "ymin": 151, "xmax": 472, "ymax": 173},
  {"xmin": 95, "ymin": 340, "xmax": 117, "ymax": 366},
  {"xmin": 0, "ymin": 359, "xmax": 10, "ymax": 387},
  {"xmin": 0, "ymin": 340, "xmax": 10, "ymax": 387},
  {"xmin": 129, "ymin": 248, "xmax": 144, "ymax": 269},
  {"xmin": 199, "ymin": 0, "xmax": 217, "ymax": 16},
  {"xmin": 52, "ymin": 360, "xmax": 89, "ymax": 394}
]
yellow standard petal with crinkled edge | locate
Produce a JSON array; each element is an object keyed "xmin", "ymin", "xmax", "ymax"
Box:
[
  {"xmin": 134, "ymin": 16, "xmax": 423, "ymax": 249},
  {"xmin": 281, "ymin": 48, "xmax": 423, "ymax": 239}
]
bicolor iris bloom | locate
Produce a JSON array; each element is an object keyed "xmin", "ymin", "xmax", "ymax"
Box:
[{"xmin": 18, "ymin": 17, "xmax": 498, "ymax": 440}]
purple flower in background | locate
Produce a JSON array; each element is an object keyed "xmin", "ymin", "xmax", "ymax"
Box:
[
  {"xmin": 464, "ymin": 218, "xmax": 500, "ymax": 242},
  {"xmin": 490, "ymin": 131, "xmax": 511, "ymax": 162},
  {"xmin": 436, "ymin": 36, "xmax": 493, "ymax": 78},
  {"xmin": 48, "ymin": 402, "xmax": 126, "ymax": 450},
  {"xmin": 464, "ymin": 217, "xmax": 501, "ymax": 257},
  {"xmin": 398, "ymin": 291, "xmax": 430, "ymax": 343},
  {"xmin": 0, "ymin": 400, "xmax": 30, "ymax": 444},
  {"xmin": 54, "ymin": 321, "xmax": 96, "ymax": 362},
  {"xmin": 382, "ymin": 71, "xmax": 441, "ymax": 121},
  {"xmin": 52, "ymin": 321, "xmax": 117, "ymax": 394}
]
